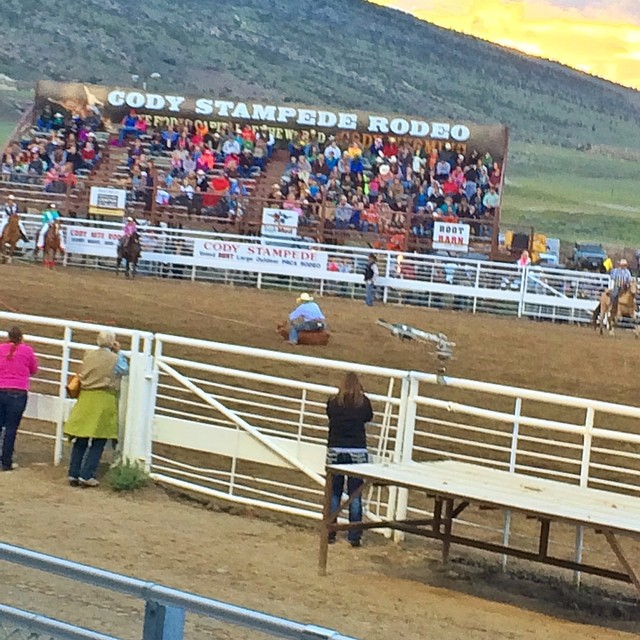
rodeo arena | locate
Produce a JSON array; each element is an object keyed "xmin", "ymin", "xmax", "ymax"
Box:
[{"xmin": 1, "ymin": 80, "xmax": 640, "ymax": 640}]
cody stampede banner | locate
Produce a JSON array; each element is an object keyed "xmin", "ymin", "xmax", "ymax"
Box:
[{"xmin": 35, "ymin": 80, "xmax": 509, "ymax": 160}]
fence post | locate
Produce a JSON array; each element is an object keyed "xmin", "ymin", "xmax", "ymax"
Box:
[
  {"xmin": 54, "ymin": 326, "xmax": 73, "ymax": 466},
  {"xmin": 574, "ymin": 406, "xmax": 595, "ymax": 588},
  {"xmin": 392, "ymin": 374, "xmax": 419, "ymax": 542},
  {"xmin": 121, "ymin": 333, "xmax": 154, "ymax": 466},
  {"xmin": 501, "ymin": 396, "xmax": 522, "ymax": 572},
  {"xmin": 142, "ymin": 600, "xmax": 185, "ymax": 640}
]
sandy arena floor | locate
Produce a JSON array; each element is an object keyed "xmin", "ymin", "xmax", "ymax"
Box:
[{"xmin": 0, "ymin": 263, "xmax": 639, "ymax": 639}]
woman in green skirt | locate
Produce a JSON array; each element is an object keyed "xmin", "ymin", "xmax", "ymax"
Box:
[{"xmin": 65, "ymin": 330, "xmax": 129, "ymax": 487}]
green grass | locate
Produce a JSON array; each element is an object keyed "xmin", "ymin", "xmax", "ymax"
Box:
[
  {"xmin": 0, "ymin": 120, "xmax": 14, "ymax": 147},
  {"xmin": 503, "ymin": 142, "xmax": 640, "ymax": 247}
]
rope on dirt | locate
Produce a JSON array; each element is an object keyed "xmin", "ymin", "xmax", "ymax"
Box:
[
  {"xmin": 0, "ymin": 297, "xmax": 19, "ymax": 313},
  {"xmin": 118, "ymin": 289, "xmax": 258, "ymax": 328}
]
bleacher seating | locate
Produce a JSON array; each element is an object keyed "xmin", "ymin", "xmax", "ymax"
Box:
[{"xmin": 1, "ymin": 105, "xmax": 503, "ymax": 250}]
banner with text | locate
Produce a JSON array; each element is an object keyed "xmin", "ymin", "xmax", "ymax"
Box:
[
  {"xmin": 432, "ymin": 222, "xmax": 470, "ymax": 253},
  {"xmin": 193, "ymin": 239, "xmax": 328, "ymax": 276},
  {"xmin": 34, "ymin": 80, "xmax": 509, "ymax": 159}
]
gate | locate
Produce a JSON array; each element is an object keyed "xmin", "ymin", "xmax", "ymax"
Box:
[{"xmin": 147, "ymin": 334, "xmax": 408, "ymax": 522}]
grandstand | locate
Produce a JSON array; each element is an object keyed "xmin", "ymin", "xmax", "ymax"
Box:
[{"xmin": 1, "ymin": 80, "xmax": 509, "ymax": 257}]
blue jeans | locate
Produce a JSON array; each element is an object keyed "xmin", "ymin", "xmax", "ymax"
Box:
[
  {"xmin": 330, "ymin": 452, "xmax": 367, "ymax": 543},
  {"xmin": 118, "ymin": 127, "xmax": 139, "ymax": 145},
  {"xmin": 365, "ymin": 282, "xmax": 376, "ymax": 306},
  {"xmin": 0, "ymin": 390, "xmax": 28, "ymax": 470},
  {"xmin": 68, "ymin": 437, "xmax": 107, "ymax": 480},
  {"xmin": 289, "ymin": 320, "xmax": 325, "ymax": 343}
]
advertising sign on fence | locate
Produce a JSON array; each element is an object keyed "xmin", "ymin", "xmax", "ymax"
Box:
[
  {"xmin": 261, "ymin": 207, "xmax": 300, "ymax": 238},
  {"xmin": 89, "ymin": 187, "xmax": 127, "ymax": 217},
  {"xmin": 193, "ymin": 239, "xmax": 328, "ymax": 276},
  {"xmin": 432, "ymin": 222, "xmax": 470, "ymax": 253},
  {"xmin": 66, "ymin": 226, "xmax": 124, "ymax": 256},
  {"xmin": 65, "ymin": 225, "xmax": 179, "ymax": 262}
]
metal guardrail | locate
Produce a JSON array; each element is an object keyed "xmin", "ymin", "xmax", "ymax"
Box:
[{"xmin": 0, "ymin": 543, "xmax": 359, "ymax": 640}]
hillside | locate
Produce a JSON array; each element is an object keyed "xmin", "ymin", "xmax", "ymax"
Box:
[{"xmin": 1, "ymin": 0, "xmax": 640, "ymax": 149}]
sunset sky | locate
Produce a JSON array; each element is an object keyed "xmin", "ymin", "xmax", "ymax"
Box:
[{"xmin": 373, "ymin": 0, "xmax": 640, "ymax": 91}]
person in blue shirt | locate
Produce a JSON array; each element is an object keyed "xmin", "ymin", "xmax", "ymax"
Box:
[
  {"xmin": 609, "ymin": 258, "xmax": 632, "ymax": 306},
  {"xmin": 287, "ymin": 292, "xmax": 326, "ymax": 344},
  {"xmin": 36, "ymin": 203, "xmax": 64, "ymax": 252}
]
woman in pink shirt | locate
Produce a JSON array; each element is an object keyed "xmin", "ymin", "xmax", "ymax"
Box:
[{"xmin": 0, "ymin": 327, "xmax": 38, "ymax": 471}]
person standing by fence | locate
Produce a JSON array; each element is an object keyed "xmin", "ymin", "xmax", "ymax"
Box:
[
  {"xmin": 0, "ymin": 327, "xmax": 38, "ymax": 471},
  {"xmin": 364, "ymin": 254, "xmax": 379, "ymax": 307},
  {"xmin": 326, "ymin": 372, "xmax": 373, "ymax": 547},
  {"xmin": 64, "ymin": 330, "xmax": 129, "ymax": 487}
]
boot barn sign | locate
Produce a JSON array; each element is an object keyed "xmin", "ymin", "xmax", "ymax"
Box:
[{"xmin": 35, "ymin": 80, "xmax": 508, "ymax": 158}]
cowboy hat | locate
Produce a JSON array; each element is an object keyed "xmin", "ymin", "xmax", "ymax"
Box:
[
  {"xmin": 620, "ymin": 258, "xmax": 628, "ymax": 266},
  {"xmin": 8, "ymin": 195, "xmax": 14, "ymax": 200},
  {"xmin": 297, "ymin": 292, "xmax": 314, "ymax": 303},
  {"xmin": 127, "ymin": 217, "xmax": 134, "ymax": 222}
]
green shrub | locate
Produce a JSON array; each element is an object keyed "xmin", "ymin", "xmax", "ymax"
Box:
[{"xmin": 106, "ymin": 459, "xmax": 150, "ymax": 492}]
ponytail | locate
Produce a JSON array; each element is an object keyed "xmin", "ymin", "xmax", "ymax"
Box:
[{"xmin": 6, "ymin": 326, "xmax": 23, "ymax": 361}]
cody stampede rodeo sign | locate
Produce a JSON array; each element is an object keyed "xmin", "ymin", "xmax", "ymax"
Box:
[{"xmin": 35, "ymin": 81, "xmax": 509, "ymax": 159}]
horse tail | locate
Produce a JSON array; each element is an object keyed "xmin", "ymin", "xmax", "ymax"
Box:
[{"xmin": 592, "ymin": 302, "xmax": 601, "ymax": 328}]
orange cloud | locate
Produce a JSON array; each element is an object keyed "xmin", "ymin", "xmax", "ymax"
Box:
[{"xmin": 373, "ymin": 0, "xmax": 640, "ymax": 90}]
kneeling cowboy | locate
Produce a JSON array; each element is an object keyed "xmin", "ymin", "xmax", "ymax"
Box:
[
  {"xmin": 609, "ymin": 258, "xmax": 632, "ymax": 309},
  {"xmin": 288, "ymin": 293, "xmax": 326, "ymax": 345}
]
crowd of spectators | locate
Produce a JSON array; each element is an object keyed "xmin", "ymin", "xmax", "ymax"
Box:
[
  {"xmin": 1, "ymin": 104, "xmax": 104, "ymax": 193},
  {"xmin": 269, "ymin": 129, "xmax": 503, "ymax": 245},
  {"xmin": 118, "ymin": 110, "xmax": 272, "ymax": 219}
]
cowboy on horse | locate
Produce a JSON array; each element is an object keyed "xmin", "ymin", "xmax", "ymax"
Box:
[
  {"xmin": 609, "ymin": 258, "xmax": 632, "ymax": 314},
  {"xmin": 119, "ymin": 216, "xmax": 138, "ymax": 251},
  {"xmin": 36, "ymin": 203, "xmax": 65, "ymax": 257},
  {"xmin": 0, "ymin": 195, "xmax": 29, "ymax": 243}
]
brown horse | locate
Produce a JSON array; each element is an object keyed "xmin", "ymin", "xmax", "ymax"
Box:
[
  {"xmin": 0, "ymin": 216, "xmax": 26, "ymax": 264},
  {"xmin": 277, "ymin": 322, "xmax": 331, "ymax": 345},
  {"xmin": 116, "ymin": 231, "xmax": 142, "ymax": 279},
  {"xmin": 43, "ymin": 221, "xmax": 64, "ymax": 269},
  {"xmin": 593, "ymin": 281, "xmax": 639, "ymax": 336}
]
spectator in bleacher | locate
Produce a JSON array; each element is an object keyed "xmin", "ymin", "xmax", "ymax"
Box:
[
  {"xmin": 482, "ymin": 185, "xmax": 500, "ymax": 216},
  {"xmin": 435, "ymin": 157, "xmax": 451, "ymax": 182},
  {"xmin": 238, "ymin": 149, "xmax": 254, "ymax": 178},
  {"xmin": 161, "ymin": 126, "xmax": 179, "ymax": 150},
  {"xmin": 37, "ymin": 105, "xmax": 54, "ymax": 131},
  {"xmin": 334, "ymin": 195, "xmax": 352, "ymax": 230},
  {"xmin": 28, "ymin": 148, "xmax": 45, "ymax": 176},
  {"xmin": 148, "ymin": 131, "xmax": 164, "ymax": 156},
  {"xmin": 118, "ymin": 109, "xmax": 140, "ymax": 146},
  {"xmin": 51, "ymin": 113, "xmax": 65, "ymax": 131},
  {"xmin": 222, "ymin": 134, "xmax": 241, "ymax": 157},
  {"xmin": 81, "ymin": 141, "xmax": 97, "ymax": 169}
]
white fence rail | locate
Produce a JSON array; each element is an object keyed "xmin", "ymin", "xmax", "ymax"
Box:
[
  {"xmin": 5, "ymin": 310, "xmax": 640, "ymax": 586},
  {"xmin": 12, "ymin": 214, "xmax": 615, "ymax": 323}
]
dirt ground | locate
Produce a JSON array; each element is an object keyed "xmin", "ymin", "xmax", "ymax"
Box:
[{"xmin": 0, "ymin": 263, "xmax": 639, "ymax": 639}]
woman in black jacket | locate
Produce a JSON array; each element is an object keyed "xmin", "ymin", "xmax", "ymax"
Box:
[{"xmin": 326, "ymin": 372, "xmax": 373, "ymax": 547}]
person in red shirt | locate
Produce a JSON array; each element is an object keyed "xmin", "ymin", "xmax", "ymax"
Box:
[
  {"xmin": 383, "ymin": 136, "xmax": 398, "ymax": 158},
  {"xmin": 442, "ymin": 175, "xmax": 460, "ymax": 197}
]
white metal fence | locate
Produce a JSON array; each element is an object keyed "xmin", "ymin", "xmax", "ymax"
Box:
[
  {"xmin": 11, "ymin": 215, "xmax": 615, "ymax": 323},
  {"xmin": 6, "ymin": 310, "xmax": 640, "ymax": 585}
]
